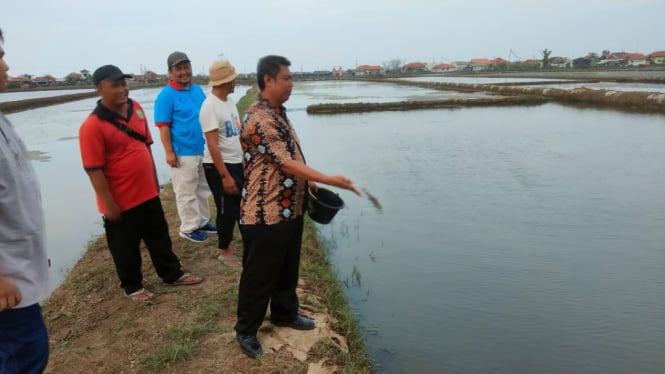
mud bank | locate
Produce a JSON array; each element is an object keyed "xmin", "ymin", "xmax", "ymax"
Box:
[
  {"xmin": 388, "ymin": 80, "xmax": 665, "ymax": 114},
  {"xmin": 307, "ymin": 95, "xmax": 547, "ymax": 114},
  {"xmin": 0, "ymin": 91, "xmax": 98, "ymax": 113},
  {"xmin": 442, "ymin": 69, "xmax": 665, "ymax": 83}
]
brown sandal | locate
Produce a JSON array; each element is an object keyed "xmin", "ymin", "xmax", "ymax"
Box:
[
  {"xmin": 164, "ymin": 273, "xmax": 204, "ymax": 286},
  {"xmin": 126, "ymin": 288, "xmax": 154, "ymax": 302}
]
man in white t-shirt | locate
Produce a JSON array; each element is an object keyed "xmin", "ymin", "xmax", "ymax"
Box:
[{"xmin": 200, "ymin": 60, "xmax": 244, "ymax": 267}]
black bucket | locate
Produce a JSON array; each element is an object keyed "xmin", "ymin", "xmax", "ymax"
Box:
[{"xmin": 307, "ymin": 187, "xmax": 345, "ymax": 224}]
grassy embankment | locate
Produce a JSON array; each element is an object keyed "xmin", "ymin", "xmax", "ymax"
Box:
[{"xmin": 41, "ymin": 85, "xmax": 374, "ymax": 373}]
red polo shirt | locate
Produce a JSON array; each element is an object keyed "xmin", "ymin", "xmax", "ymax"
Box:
[{"xmin": 79, "ymin": 99, "xmax": 158, "ymax": 214}]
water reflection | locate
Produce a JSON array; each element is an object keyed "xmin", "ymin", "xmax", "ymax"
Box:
[{"xmin": 287, "ymin": 84, "xmax": 665, "ymax": 373}]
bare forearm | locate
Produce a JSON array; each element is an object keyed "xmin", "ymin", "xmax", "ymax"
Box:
[
  {"xmin": 205, "ymin": 131, "xmax": 229, "ymax": 177},
  {"xmin": 281, "ymin": 160, "xmax": 361, "ymax": 196},
  {"xmin": 159, "ymin": 126, "xmax": 178, "ymax": 167},
  {"xmin": 280, "ymin": 160, "xmax": 331, "ymax": 184},
  {"xmin": 85, "ymin": 169, "xmax": 117, "ymax": 209},
  {"xmin": 158, "ymin": 126, "xmax": 174, "ymax": 153}
]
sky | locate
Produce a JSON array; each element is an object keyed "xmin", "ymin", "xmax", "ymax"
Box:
[{"xmin": 1, "ymin": 0, "xmax": 664, "ymax": 78}]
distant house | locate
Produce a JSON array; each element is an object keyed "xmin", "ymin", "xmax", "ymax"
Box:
[
  {"xmin": 430, "ymin": 63, "xmax": 455, "ymax": 72},
  {"xmin": 469, "ymin": 58, "xmax": 492, "ymax": 71},
  {"xmin": 572, "ymin": 55, "xmax": 593, "ymax": 68},
  {"xmin": 490, "ymin": 57, "xmax": 509, "ymax": 65},
  {"xmin": 80, "ymin": 69, "xmax": 91, "ymax": 79},
  {"xmin": 33, "ymin": 75, "xmax": 56, "ymax": 85},
  {"xmin": 522, "ymin": 59, "xmax": 543, "ymax": 68},
  {"xmin": 354, "ymin": 65, "xmax": 382, "ymax": 76},
  {"xmin": 135, "ymin": 70, "xmax": 158, "ymax": 82},
  {"xmin": 548, "ymin": 57, "xmax": 571, "ymax": 68},
  {"xmin": 608, "ymin": 52, "xmax": 648, "ymax": 66},
  {"xmin": 7, "ymin": 76, "xmax": 32, "ymax": 89},
  {"xmin": 8, "ymin": 76, "xmax": 31, "ymax": 83},
  {"xmin": 467, "ymin": 58, "xmax": 508, "ymax": 71},
  {"xmin": 402, "ymin": 62, "xmax": 427, "ymax": 73},
  {"xmin": 649, "ymin": 51, "xmax": 665, "ymax": 64},
  {"xmin": 453, "ymin": 61, "xmax": 470, "ymax": 71}
]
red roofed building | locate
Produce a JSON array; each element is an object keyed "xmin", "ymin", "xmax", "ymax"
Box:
[
  {"xmin": 607, "ymin": 52, "xmax": 648, "ymax": 66},
  {"xmin": 6, "ymin": 76, "xmax": 33, "ymax": 89},
  {"xmin": 354, "ymin": 65, "xmax": 382, "ymax": 76},
  {"xmin": 33, "ymin": 75, "xmax": 56, "ymax": 85},
  {"xmin": 469, "ymin": 58, "xmax": 491, "ymax": 71},
  {"xmin": 470, "ymin": 58, "xmax": 509, "ymax": 71},
  {"xmin": 522, "ymin": 59, "xmax": 542, "ymax": 67},
  {"xmin": 431, "ymin": 63, "xmax": 455, "ymax": 72},
  {"xmin": 490, "ymin": 58, "xmax": 508, "ymax": 65},
  {"xmin": 402, "ymin": 62, "xmax": 427, "ymax": 73},
  {"xmin": 649, "ymin": 51, "xmax": 665, "ymax": 64}
]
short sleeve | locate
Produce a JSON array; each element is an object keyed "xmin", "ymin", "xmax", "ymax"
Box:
[
  {"xmin": 154, "ymin": 88, "xmax": 173, "ymax": 126},
  {"xmin": 79, "ymin": 116, "xmax": 106, "ymax": 169},
  {"xmin": 133, "ymin": 101, "xmax": 153, "ymax": 145},
  {"xmin": 199, "ymin": 99, "xmax": 218, "ymax": 133}
]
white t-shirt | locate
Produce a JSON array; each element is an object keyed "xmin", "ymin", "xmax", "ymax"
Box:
[{"xmin": 199, "ymin": 95, "xmax": 244, "ymax": 164}]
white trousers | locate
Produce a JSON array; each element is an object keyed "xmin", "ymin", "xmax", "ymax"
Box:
[{"xmin": 170, "ymin": 155, "xmax": 211, "ymax": 233}]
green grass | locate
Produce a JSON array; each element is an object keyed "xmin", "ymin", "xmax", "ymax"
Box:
[
  {"xmin": 141, "ymin": 324, "xmax": 213, "ymax": 370},
  {"xmin": 236, "ymin": 85, "xmax": 259, "ymax": 116},
  {"xmin": 300, "ymin": 218, "xmax": 374, "ymax": 373},
  {"xmin": 142, "ymin": 339, "xmax": 196, "ymax": 369}
]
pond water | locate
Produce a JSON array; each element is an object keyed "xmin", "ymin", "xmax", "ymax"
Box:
[
  {"xmin": 7, "ymin": 81, "xmax": 665, "ymax": 373},
  {"xmin": 286, "ymin": 82, "xmax": 665, "ymax": 374}
]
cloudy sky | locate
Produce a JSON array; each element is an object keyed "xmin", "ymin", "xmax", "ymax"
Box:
[{"xmin": 1, "ymin": 0, "xmax": 663, "ymax": 77}]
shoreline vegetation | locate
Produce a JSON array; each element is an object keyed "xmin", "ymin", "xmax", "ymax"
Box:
[{"xmin": 41, "ymin": 85, "xmax": 374, "ymax": 373}]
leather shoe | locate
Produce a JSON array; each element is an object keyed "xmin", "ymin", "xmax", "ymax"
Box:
[
  {"xmin": 236, "ymin": 334, "xmax": 262, "ymax": 358},
  {"xmin": 271, "ymin": 315, "xmax": 315, "ymax": 330}
]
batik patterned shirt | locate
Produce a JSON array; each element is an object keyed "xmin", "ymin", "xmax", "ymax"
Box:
[{"xmin": 239, "ymin": 96, "xmax": 306, "ymax": 225}]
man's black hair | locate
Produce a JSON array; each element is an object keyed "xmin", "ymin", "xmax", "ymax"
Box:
[
  {"xmin": 0, "ymin": 28, "xmax": 4, "ymax": 43},
  {"xmin": 256, "ymin": 55, "xmax": 291, "ymax": 91}
]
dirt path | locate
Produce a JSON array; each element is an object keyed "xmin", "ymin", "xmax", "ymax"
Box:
[{"xmin": 42, "ymin": 186, "xmax": 372, "ymax": 373}]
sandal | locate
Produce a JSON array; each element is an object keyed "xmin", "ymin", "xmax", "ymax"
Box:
[
  {"xmin": 217, "ymin": 255, "xmax": 241, "ymax": 268},
  {"xmin": 164, "ymin": 273, "xmax": 204, "ymax": 286},
  {"xmin": 126, "ymin": 288, "xmax": 154, "ymax": 302}
]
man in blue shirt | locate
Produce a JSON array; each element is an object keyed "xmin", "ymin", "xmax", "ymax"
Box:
[{"xmin": 154, "ymin": 51, "xmax": 216, "ymax": 242}]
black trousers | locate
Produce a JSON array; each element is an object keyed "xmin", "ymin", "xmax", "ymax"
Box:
[
  {"xmin": 203, "ymin": 162, "xmax": 243, "ymax": 249},
  {"xmin": 103, "ymin": 196, "xmax": 183, "ymax": 294},
  {"xmin": 235, "ymin": 216, "xmax": 304, "ymax": 336}
]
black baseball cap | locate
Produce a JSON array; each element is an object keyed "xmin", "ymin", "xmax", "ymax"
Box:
[{"xmin": 92, "ymin": 65, "xmax": 132, "ymax": 85}]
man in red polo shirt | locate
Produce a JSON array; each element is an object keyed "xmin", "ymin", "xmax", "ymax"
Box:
[{"xmin": 79, "ymin": 65, "xmax": 204, "ymax": 301}]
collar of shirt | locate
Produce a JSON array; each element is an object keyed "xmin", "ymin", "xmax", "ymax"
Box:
[
  {"xmin": 256, "ymin": 94, "xmax": 287, "ymax": 119},
  {"xmin": 168, "ymin": 80, "xmax": 190, "ymax": 91},
  {"xmin": 93, "ymin": 99, "xmax": 134, "ymax": 123}
]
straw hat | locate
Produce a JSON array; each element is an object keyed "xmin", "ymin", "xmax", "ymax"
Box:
[{"xmin": 208, "ymin": 60, "xmax": 237, "ymax": 86}]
